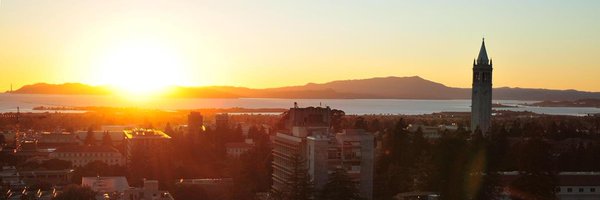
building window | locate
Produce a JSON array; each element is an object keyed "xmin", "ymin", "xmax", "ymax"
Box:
[
  {"xmin": 567, "ymin": 188, "xmax": 572, "ymax": 192},
  {"xmin": 591, "ymin": 188, "xmax": 596, "ymax": 192},
  {"xmin": 579, "ymin": 188, "xmax": 584, "ymax": 192}
]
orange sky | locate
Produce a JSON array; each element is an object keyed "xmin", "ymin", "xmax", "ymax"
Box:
[{"xmin": 1, "ymin": 1, "xmax": 599, "ymax": 92}]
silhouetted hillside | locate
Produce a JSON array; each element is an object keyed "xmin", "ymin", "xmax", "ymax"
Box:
[
  {"xmin": 11, "ymin": 83, "xmax": 111, "ymax": 95},
  {"xmin": 272, "ymin": 76, "xmax": 468, "ymax": 99},
  {"xmin": 10, "ymin": 77, "xmax": 600, "ymax": 101}
]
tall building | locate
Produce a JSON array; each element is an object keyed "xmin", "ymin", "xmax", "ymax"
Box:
[
  {"xmin": 272, "ymin": 106, "xmax": 374, "ymax": 199},
  {"xmin": 471, "ymin": 39, "xmax": 493, "ymax": 135},
  {"xmin": 187, "ymin": 112, "xmax": 204, "ymax": 135},
  {"xmin": 123, "ymin": 129, "xmax": 171, "ymax": 163}
]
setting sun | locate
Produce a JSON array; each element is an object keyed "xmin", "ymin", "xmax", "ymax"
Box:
[{"xmin": 92, "ymin": 39, "xmax": 188, "ymax": 96}]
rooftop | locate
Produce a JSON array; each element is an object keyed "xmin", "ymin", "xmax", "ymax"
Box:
[
  {"xmin": 225, "ymin": 142, "xmax": 253, "ymax": 149},
  {"xmin": 123, "ymin": 129, "xmax": 171, "ymax": 139},
  {"xmin": 54, "ymin": 145, "xmax": 120, "ymax": 153},
  {"xmin": 499, "ymin": 171, "xmax": 600, "ymax": 186},
  {"xmin": 82, "ymin": 176, "xmax": 129, "ymax": 193}
]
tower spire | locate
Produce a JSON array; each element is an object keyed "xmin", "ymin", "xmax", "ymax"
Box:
[
  {"xmin": 477, "ymin": 38, "xmax": 489, "ymax": 64},
  {"xmin": 471, "ymin": 38, "xmax": 493, "ymax": 136}
]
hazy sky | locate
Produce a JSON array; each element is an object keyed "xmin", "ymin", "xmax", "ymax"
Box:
[{"xmin": 1, "ymin": 0, "xmax": 599, "ymax": 91}]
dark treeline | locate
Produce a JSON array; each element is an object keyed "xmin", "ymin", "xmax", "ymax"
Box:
[
  {"xmin": 348, "ymin": 113, "xmax": 600, "ymax": 200},
  {"xmin": 165, "ymin": 122, "xmax": 273, "ymax": 199}
]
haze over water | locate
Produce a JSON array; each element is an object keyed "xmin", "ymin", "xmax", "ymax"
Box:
[{"xmin": 1, "ymin": 94, "xmax": 599, "ymax": 116}]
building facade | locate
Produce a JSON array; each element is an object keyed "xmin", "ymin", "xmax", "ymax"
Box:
[
  {"xmin": 123, "ymin": 129, "xmax": 171, "ymax": 163},
  {"xmin": 74, "ymin": 130, "xmax": 126, "ymax": 146},
  {"xmin": 271, "ymin": 106, "xmax": 374, "ymax": 199},
  {"xmin": 471, "ymin": 39, "xmax": 493, "ymax": 135},
  {"xmin": 83, "ymin": 177, "xmax": 174, "ymax": 200},
  {"xmin": 36, "ymin": 131, "xmax": 80, "ymax": 149},
  {"xmin": 82, "ymin": 176, "xmax": 130, "ymax": 193},
  {"xmin": 307, "ymin": 129, "xmax": 374, "ymax": 199},
  {"xmin": 499, "ymin": 172, "xmax": 600, "ymax": 200},
  {"xmin": 123, "ymin": 180, "xmax": 174, "ymax": 200},
  {"xmin": 225, "ymin": 140, "xmax": 254, "ymax": 158},
  {"xmin": 49, "ymin": 145, "xmax": 125, "ymax": 167}
]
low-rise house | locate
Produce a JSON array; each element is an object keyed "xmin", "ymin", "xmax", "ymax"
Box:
[
  {"xmin": 82, "ymin": 177, "xmax": 174, "ymax": 200},
  {"xmin": 74, "ymin": 131, "xmax": 126, "ymax": 146},
  {"xmin": 0, "ymin": 166, "xmax": 73, "ymax": 187},
  {"xmin": 0, "ymin": 166, "xmax": 25, "ymax": 188},
  {"xmin": 499, "ymin": 171, "xmax": 600, "ymax": 200},
  {"xmin": 49, "ymin": 145, "xmax": 125, "ymax": 167},
  {"xmin": 19, "ymin": 169, "xmax": 73, "ymax": 186},
  {"xmin": 124, "ymin": 180, "xmax": 174, "ymax": 200},
  {"xmin": 407, "ymin": 124, "xmax": 458, "ymax": 140},
  {"xmin": 225, "ymin": 139, "xmax": 254, "ymax": 158},
  {"xmin": 175, "ymin": 178, "xmax": 233, "ymax": 199},
  {"xmin": 4, "ymin": 188, "xmax": 56, "ymax": 200},
  {"xmin": 394, "ymin": 192, "xmax": 440, "ymax": 200},
  {"xmin": 82, "ymin": 176, "xmax": 130, "ymax": 194},
  {"xmin": 36, "ymin": 132, "xmax": 81, "ymax": 149}
]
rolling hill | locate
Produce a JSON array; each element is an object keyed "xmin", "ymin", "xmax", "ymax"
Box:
[{"xmin": 9, "ymin": 77, "xmax": 600, "ymax": 101}]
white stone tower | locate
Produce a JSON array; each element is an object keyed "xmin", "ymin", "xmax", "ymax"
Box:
[{"xmin": 471, "ymin": 38, "xmax": 493, "ymax": 135}]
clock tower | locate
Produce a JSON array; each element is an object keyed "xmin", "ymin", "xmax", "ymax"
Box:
[{"xmin": 471, "ymin": 39, "xmax": 493, "ymax": 135}]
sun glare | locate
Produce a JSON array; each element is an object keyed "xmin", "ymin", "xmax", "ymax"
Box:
[{"xmin": 93, "ymin": 40, "xmax": 188, "ymax": 97}]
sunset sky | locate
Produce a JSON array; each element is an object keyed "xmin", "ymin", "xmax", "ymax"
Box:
[{"xmin": 0, "ymin": 0, "xmax": 599, "ymax": 92}]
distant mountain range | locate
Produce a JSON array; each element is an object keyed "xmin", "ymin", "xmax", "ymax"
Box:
[{"xmin": 8, "ymin": 76, "xmax": 600, "ymax": 101}]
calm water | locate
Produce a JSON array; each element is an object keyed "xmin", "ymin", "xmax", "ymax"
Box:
[{"xmin": 0, "ymin": 94, "xmax": 599, "ymax": 116}]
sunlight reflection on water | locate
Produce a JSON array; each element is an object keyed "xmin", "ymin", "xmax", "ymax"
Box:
[{"xmin": 0, "ymin": 94, "xmax": 599, "ymax": 116}]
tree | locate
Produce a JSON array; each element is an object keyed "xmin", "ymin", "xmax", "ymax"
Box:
[
  {"xmin": 514, "ymin": 138, "xmax": 554, "ymax": 173},
  {"xmin": 509, "ymin": 174, "xmax": 557, "ymax": 200},
  {"xmin": 472, "ymin": 126, "xmax": 484, "ymax": 140},
  {"xmin": 280, "ymin": 154, "xmax": 314, "ymax": 200},
  {"xmin": 53, "ymin": 185, "xmax": 96, "ymax": 200},
  {"xmin": 509, "ymin": 138, "xmax": 557, "ymax": 200},
  {"xmin": 331, "ymin": 109, "xmax": 346, "ymax": 132},
  {"xmin": 354, "ymin": 117, "xmax": 367, "ymax": 129},
  {"xmin": 373, "ymin": 119, "xmax": 413, "ymax": 199},
  {"xmin": 231, "ymin": 137, "xmax": 273, "ymax": 199},
  {"xmin": 368, "ymin": 118, "xmax": 381, "ymax": 132},
  {"xmin": 164, "ymin": 122, "xmax": 175, "ymax": 136},
  {"xmin": 84, "ymin": 126, "xmax": 95, "ymax": 146},
  {"xmin": 71, "ymin": 161, "xmax": 127, "ymax": 184},
  {"xmin": 319, "ymin": 168, "xmax": 363, "ymax": 200},
  {"xmin": 248, "ymin": 125, "xmax": 259, "ymax": 140},
  {"xmin": 233, "ymin": 124, "xmax": 244, "ymax": 142},
  {"xmin": 474, "ymin": 172, "xmax": 501, "ymax": 200},
  {"xmin": 170, "ymin": 184, "xmax": 209, "ymax": 200},
  {"xmin": 42, "ymin": 159, "xmax": 72, "ymax": 170},
  {"xmin": 101, "ymin": 132, "xmax": 113, "ymax": 147}
]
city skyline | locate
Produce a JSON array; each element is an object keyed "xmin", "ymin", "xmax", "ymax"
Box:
[
  {"xmin": 1, "ymin": 0, "xmax": 600, "ymax": 93},
  {"xmin": 1, "ymin": 1, "xmax": 599, "ymax": 200}
]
